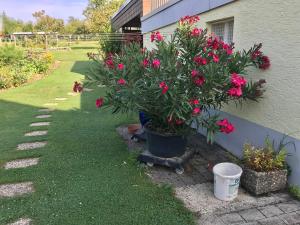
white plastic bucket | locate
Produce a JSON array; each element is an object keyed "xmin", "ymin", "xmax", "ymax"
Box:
[{"xmin": 213, "ymin": 162, "xmax": 243, "ymax": 201}]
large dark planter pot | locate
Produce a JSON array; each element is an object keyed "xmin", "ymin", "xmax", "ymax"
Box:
[
  {"xmin": 241, "ymin": 168, "xmax": 287, "ymax": 195},
  {"xmin": 145, "ymin": 128, "xmax": 187, "ymax": 158}
]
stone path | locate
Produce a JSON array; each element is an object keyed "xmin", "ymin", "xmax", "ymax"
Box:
[
  {"xmin": 1, "ymin": 91, "xmax": 83, "ymax": 224},
  {"xmin": 4, "ymin": 158, "xmax": 39, "ymax": 169},
  {"xmin": 17, "ymin": 141, "xmax": 47, "ymax": 151},
  {"xmin": 0, "ymin": 182, "xmax": 34, "ymax": 197},
  {"xmin": 25, "ymin": 130, "xmax": 48, "ymax": 137},
  {"xmin": 7, "ymin": 218, "xmax": 32, "ymax": 225},
  {"xmin": 35, "ymin": 114, "xmax": 52, "ymax": 119},
  {"xmin": 117, "ymin": 126, "xmax": 300, "ymax": 225}
]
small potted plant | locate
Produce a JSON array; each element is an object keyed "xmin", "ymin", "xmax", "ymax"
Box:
[
  {"xmin": 82, "ymin": 15, "xmax": 270, "ymax": 158},
  {"xmin": 241, "ymin": 137, "xmax": 289, "ymax": 195}
]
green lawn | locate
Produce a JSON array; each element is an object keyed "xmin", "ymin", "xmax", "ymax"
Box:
[{"xmin": 0, "ymin": 43, "xmax": 195, "ymax": 225}]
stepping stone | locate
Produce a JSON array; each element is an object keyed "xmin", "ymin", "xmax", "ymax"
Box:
[
  {"xmin": 38, "ymin": 108, "xmax": 54, "ymax": 112},
  {"xmin": 7, "ymin": 218, "xmax": 32, "ymax": 225},
  {"xmin": 30, "ymin": 122, "xmax": 50, "ymax": 127},
  {"xmin": 17, "ymin": 142, "xmax": 47, "ymax": 151},
  {"xmin": 43, "ymin": 103, "xmax": 58, "ymax": 106},
  {"xmin": 0, "ymin": 182, "xmax": 34, "ymax": 197},
  {"xmin": 25, "ymin": 130, "xmax": 48, "ymax": 137},
  {"xmin": 83, "ymin": 88, "xmax": 93, "ymax": 92},
  {"xmin": 4, "ymin": 158, "xmax": 39, "ymax": 169},
  {"xmin": 67, "ymin": 92, "xmax": 78, "ymax": 96},
  {"xmin": 55, "ymin": 97, "xmax": 67, "ymax": 101},
  {"xmin": 35, "ymin": 114, "xmax": 52, "ymax": 119}
]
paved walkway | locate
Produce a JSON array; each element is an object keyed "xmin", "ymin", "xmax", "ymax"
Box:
[{"xmin": 117, "ymin": 126, "xmax": 300, "ymax": 225}]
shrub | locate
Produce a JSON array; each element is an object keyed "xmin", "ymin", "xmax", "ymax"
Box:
[
  {"xmin": 86, "ymin": 15, "xmax": 270, "ymax": 142},
  {"xmin": 0, "ymin": 46, "xmax": 24, "ymax": 65},
  {"xmin": 0, "ymin": 67, "xmax": 14, "ymax": 89},
  {"xmin": 243, "ymin": 137, "xmax": 288, "ymax": 172},
  {"xmin": 288, "ymin": 185, "xmax": 300, "ymax": 200}
]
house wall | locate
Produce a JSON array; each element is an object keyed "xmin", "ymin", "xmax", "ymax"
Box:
[{"xmin": 142, "ymin": 0, "xmax": 300, "ymax": 186}]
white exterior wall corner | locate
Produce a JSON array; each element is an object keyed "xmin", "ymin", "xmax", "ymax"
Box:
[{"xmin": 142, "ymin": 0, "xmax": 300, "ymax": 186}]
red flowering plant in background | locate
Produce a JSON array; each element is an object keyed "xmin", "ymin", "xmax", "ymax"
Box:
[{"xmin": 85, "ymin": 15, "xmax": 270, "ymax": 143}]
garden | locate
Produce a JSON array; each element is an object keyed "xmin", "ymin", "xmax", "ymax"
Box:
[
  {"xmin": 0, "ymin": 10, "xmax": 300, "ymax": 225},
  {"xmin": 0, "ymin": 45, "xmax": 53, "ymax": 89}
]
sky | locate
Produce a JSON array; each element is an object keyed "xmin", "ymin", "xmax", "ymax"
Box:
[{"xmin": 0, "ymin": 0, "xmax": 89, "ymax": 22}]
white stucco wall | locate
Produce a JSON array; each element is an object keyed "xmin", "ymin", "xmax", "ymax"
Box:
[{"xmin": 143, "ymin": 0, "xmax": 300, "ymax": 140}]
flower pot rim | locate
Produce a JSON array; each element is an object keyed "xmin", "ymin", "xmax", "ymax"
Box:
[{"xmin": 144, "ymin": 126, "xmax": 185, "ymax": 138}]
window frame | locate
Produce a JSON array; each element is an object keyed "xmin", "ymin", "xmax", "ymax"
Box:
[{"xmin": 210, "ymin": 19, "xmax": 234, "ymax": 44}]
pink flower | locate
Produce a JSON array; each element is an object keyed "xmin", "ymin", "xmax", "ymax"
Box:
[
  {"xmin": 191, "ymin": 70, "xmax": 199, "ymax": 77},
  {"xmin": 150, "ymin": 31, "xmax": 164, "ymax": 42},
  {"xmin": 179, "ymin": 15, "xmax": 200, "ymax": 25},
  {"xmin": 105, "ymin": 59, "xmax": 114, "ymax": 68},
  {"xmin": 118, "ymin": 63, "xmax": 124, "ymax": 70},
  {"xmin": 117, "ymin": 78, "xmax": 126, "ymax": 85},
  {"xmin": 193, "ymin": 56, "xmax": 207, "ymax": 65},
  {"xmin": 142, "ymin": 59, "xmax": 149, "ymax": 67},
  {"xmin": 191, "ymin": 28, "xmax": 202, "ymax": 37},
  {"xmin": 231, "ymin": 73, "xmax": 247, "ymax": 87},
  {"xmin": 217, "ymin": 119, "xmax": 235, "ymax": 134},
  {"xmin": 189, "ymin": 99, "xmax": 200, "ymax": 106},
  {"xmin": 73, "ymin": 81, "xmax": 83, "ymax": 93},
  {"xmin": 194, "ymin": 76, "xmax": 205, "ymax": 86},
  {"xmin": 228, "ymin": 87, "xmax": 242, "ymax": 97},
  {"xmin": 175, "ymin": 119, "xmax": 184, "ymax": 125},
  {"xmin": 259, "ymin": 56, "xmax": 271, "ymax": 70},
  {"xmin": 192, "ymin": 107, "xmax": 201, "ymax": 115},
  {"xmin": 152, "ymin": 59, "xmax": 161, "ymax": 68},
  {"xmin": 159, "ymin": 81, "xmax": 168, "ymax": 94},
  {"xmin": 213, "ymin": 54, "xmax": 219, "ymax": 63},
  {"xmin": 96, "ymin": 98, "xmax": 104, "ymax": 108}
]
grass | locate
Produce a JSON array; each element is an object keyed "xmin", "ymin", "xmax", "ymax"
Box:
[
  {"xmin": 289, "ymin": 185, "xmax": 300, "ymax": 201},
  {"xmin": 0, "ymin": 42, "xmax": 195, "ymax": 225}
]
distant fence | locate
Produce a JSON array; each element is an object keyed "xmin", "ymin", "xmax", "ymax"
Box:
[{"xmin": 0, "ymin": 33, "xmax": 142, "ymax": 49}]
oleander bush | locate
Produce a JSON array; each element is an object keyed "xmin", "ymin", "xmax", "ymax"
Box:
[
  {"xmin": 84, "ymin": 15, "xmax": 270, "ymax": 142},
  {"xmin": 0, "ymin": 46, "xmax": 53, "ymax": 89}
]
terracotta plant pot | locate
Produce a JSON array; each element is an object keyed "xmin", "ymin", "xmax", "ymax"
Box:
[
  {"xmin": 127, "ymin": 124, "xmax": 141, "ymax": 134},
  {"xmin": 241, "ymin": 168, "xmax": 287, "ymax": 195}
]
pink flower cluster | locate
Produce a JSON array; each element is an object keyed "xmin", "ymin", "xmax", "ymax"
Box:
[
  {"xmin": 152, "ymin": 59, "xmax": 161, "ymax": 68},
  {"xmin": 191, "ymin": 69, "xmax": 205, "ymax": 86},
  {"xmin": 159, "ymin": 81, "xmax": 169, "ymax": 94},
  {"xmin": 117, "ymin": 78, "xmax": 126, "ymax": 85},
  {"xmin": 217, "ymin": 119, "xmax": 235, "ymax": 134},
  {"xmin": 191, "ymin": 28, "xmax": 202, "ymax": 37},
  {"xmin": 228, "ymin": 73, "xmax": 247, "ymax": 97},
  {"xmin": 150, "ymin": 31, "xmax": 164, "ymax": 42},
  {"xmin": 179, "ymin": 15, "xmax": 200, "ymax": 25}
]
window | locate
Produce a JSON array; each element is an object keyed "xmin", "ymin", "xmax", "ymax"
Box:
[{"xmin": 211, "ymin": 20, "xmax": 234, "ymax": 44}]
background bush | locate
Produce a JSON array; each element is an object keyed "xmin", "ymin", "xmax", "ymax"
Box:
[{"xmin": 0, "ymin": 45, "xmax": 53, "ymax": 89}]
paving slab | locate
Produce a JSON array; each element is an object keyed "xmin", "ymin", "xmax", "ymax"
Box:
[
  {"xmin": 24, "ymin": 130, "xmax": 48, "ymax": 137},
  {"xmin": 83, "ymin": 88, "xmax": 93, "ymax": 92},
  {"xmin": 239, "ymin": 208, "xmax": 266, "ymax": 222},
  {"xmin": 277, "ymin": 201, "xmax": 300, "ymax": 213},
  {"xmin": 43, "ymin": 103, "xmax": 58, "ymax": 106},
  {"xmin": 257, "ymin": 217, "xmax": 286, "ymax": 225},
  {"xmin": 17, "ymin": 142, "xmax": 47, "ymax": 151},
  {"xmin": 4, "ymin": 158, "xmax": 39, "ymax": 169},
  {"xmin": 280, "ymin": 211, "xmax": 300, "ymax": 224},
  {"xmin": 35, "ymin": 114, "xmax": 52, "ymax": 119},
  {"xmin": 67, "ymin": 92, "xmax": 78, "ymax": 96},
  {"xmin": 259, "ymin": 205, "xmax": 284, "ymax": 217},
  {"xmin": 55, "ymin": 97, "xmax": 67, "ymax": 101},
  {"xmin": 38, "ymin": 108, "xmax": 55, "ymax": 112},
  {"xmin": 7, "ymin": 218, "xmax": 32, "ymax": 225},
  {"xmin": 0, "ymin": 182, "xmax": 34, "ymax": 197},
  {"xmin": 30, "ymin": 122, "xmax": 50, "ymax": 127},
  {"xmin": 219, "ymin": 213, "xmax": 245, "ymax": 224}
]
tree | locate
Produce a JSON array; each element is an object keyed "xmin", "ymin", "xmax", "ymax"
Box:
[
  {"xmin": 32, "ymin": 10, "xmax": 64, "ymax": 33},
  {"xmin": 84, "ymin": 0, "xmax": 124, "ymax": 33},
  {"xmin": 2, "ymin": 12, "xmax": 24, "ymax": 34},
  {"xmin": 64, "ymin": 16, "xmax": 87, "ymax": 34}
]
